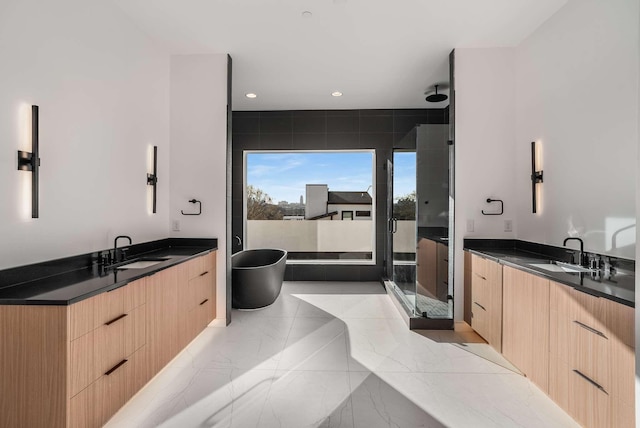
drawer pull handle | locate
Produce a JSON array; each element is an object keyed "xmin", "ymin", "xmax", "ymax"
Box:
[
  {"xmin": 473, "ymin": 273, "xmax": 487, "ymax": 280},
  {"xmin": 573, "ymin": 369, "xmax": 608, "ymax": 395},
  {"xmin": 473, "ymin": 301, "xmax": 486, "ymax": 311},
  {"xmin": 573, "ymin": 320, "xmax": 608, "ymax": 339},
  {"xmin": 105, "ymin": 313, "xmax": 128, "ymax": 326},
  {"xmin": 105, "ymin": 359, "xmax": 128, "ymax": 376},
  {"xmin": 200, "ymin": 271, "xmax": 209, "ymax": 277},
  {"xmin": 200, "ymin": 298, "xmax": 209, "ymax": 306}
]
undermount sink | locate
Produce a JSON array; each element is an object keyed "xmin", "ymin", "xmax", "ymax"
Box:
[
  {"xmin": 528, "ymin": 261, "xmax": 594, "ymax": 274},
  {"xmin": 116, "ymin": 258, "xmax": 169, "ymax": 270}
]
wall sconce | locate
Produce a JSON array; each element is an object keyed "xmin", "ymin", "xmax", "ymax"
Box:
[
  {"xmin": 17, "ymin": 105, "xmax": 40, "ymax": 218},
  {"xmin": 531, "ymin": 141, "xmax": 543, "ymax": 213},
  {"xmin": 146, "ymin": 145, "xmax": 158, "ymax": 213}
]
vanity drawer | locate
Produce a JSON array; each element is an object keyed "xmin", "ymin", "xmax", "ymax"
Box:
[
  {"xmin": 94, "ymin": 348, "xmax": 138, "ymax": 426},
  {"xmin": 188, "ymin": 272, "xmax": 213, "ymax": 310},
  {"xmin": 549, "ymin": 281, "xmax": 635, "ymax": 427},
  {"xmin": 124, "ymin": 278, "xmax": 146, "ymax": 311},
  {"xmin": 92, "ymin": 286, "xmax": 125, "ymax": 329},
  {"xmin": 188, "ymin": 296, "xmax": 215, "ymax": 337},
  {"xmin": 187, "ymin": 256, "xmax": 207, "ymax": 280},
  {"xmin": 69, "ymin": 331, "xmax": 95, "ymax": 398},
  {"xmin": 94, "ymin": 304, "xmax": 145, "ymax": 381}
]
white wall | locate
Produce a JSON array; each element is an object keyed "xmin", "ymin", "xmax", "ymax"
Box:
[
  {"xmin": 454, "ymin": 48, "xmax": 518, "ymax": 320},
  {"xmin": 515, "ymin": 0, "xmax": 638, "ymax": 259},
  {"xmin": 0, "ymin": 0, "xmax": 170, "ymax": 269},
  {"xmin": 454, "ymin": 0, "xmax": 639, "ymax": 322},
  {"xmin": 169, "ymin": 54, "xmax": 228, "ymax": 320}
]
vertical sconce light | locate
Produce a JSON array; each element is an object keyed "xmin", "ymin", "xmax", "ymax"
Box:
[
  {"xmin": 147, "ymin": 145, "xmax": 158, "ymax": 213},
  {"xmin": 17, "ymin": 105, "xmax": 40, "ymax": 218},
  {"xmin": 530, "ymin": 141, "xmax": 543, "ymax": 213}
]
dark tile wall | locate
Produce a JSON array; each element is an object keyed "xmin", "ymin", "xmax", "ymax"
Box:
[{"xmin": 232, "ymin": 108, "xmax": 449, "ymax": 281}]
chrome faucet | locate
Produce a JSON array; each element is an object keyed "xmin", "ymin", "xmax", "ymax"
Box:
[
  {"xmin": 114, "ymin": 235, "xmax": 132, "ymax": 264},
  {"xmin": 563, "ymin": 237, "xmax": 585, "ymax": 266}
]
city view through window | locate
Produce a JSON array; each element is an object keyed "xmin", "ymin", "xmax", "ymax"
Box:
[{"xmin": 245, "ymin": 151, "xmax": 376, "ymax": 262}]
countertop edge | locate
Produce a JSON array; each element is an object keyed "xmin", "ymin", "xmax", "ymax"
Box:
[
  {"xmin": 0, "ymin": 246, "xmax": 217, "ymax": 306},
  {"xmin": 465, "ymin": 248, "xmax": 634, "ymax": 308}
]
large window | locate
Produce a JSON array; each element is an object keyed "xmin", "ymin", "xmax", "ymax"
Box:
[{"xmin": 244, "ymin": 150, "xmax": 375, "ymax": 263}]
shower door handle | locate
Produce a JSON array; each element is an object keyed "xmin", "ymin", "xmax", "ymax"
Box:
[{"xmin": 391, "ymin": 218, "xmax": 398, "ymax": 233}]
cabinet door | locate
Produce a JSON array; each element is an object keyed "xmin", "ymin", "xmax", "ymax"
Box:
[
  {"xmin": 94, "ymin": 353, "xmax": 135, "ymax": 427},
  {"xmin": 470, "ymin": 255, "xmax": 502, "ymax": 351},
  {"xmin": 502, "ymin": 266, "xmax": 549, "ymax": 392},
  {"xmin": 202, "ymin": 251, "xmax": 217, "ymax": 325},
  {"xmin": 436, "ymin": 243, "xmax": 448, "ymax": 301},
  {"xmin": 69, "ymin": 382, "xmax": 97, "ymax": 428},
  {"xmin": 550, "ymin": 282, "xmax": 635, "ymax": 428},
  {"xmin": 69, "ymin": 330, "xmax": 95, "ymax": 397},
  {"xmin": 417, "ymin": 239, "xmax": 437, "ymax": 298},
  {"xmin": 470, "ymin": 255, "xmax": 489, "ymax": 341},
  {"xmin": 146, "ymin": 267, "xmax": 179, "ymax": 374},
  {"xmin": 176, "ymin": 260, "xmax": 192, "ymax": 349}
]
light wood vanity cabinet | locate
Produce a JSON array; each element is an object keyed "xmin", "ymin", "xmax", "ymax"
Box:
[
  {"xmin": 417, "ymin": 238, "xmax": 449, "ymax": 302},
  {"xmin": 502, "ymin": 266, "xmax": 550, "ymax": 392},
  {"xmin": 469, "ymin": 254, "xmax": 503, "ymax": 351},
  {"xmin": 464, "ymin": 251, "xmax": 635, "ymax": 427},
  {"xmin": 417, "ymin": 238, "xmax": 437, "ymax": 299},
  {"xmin": 68, "ymin": 277, "xmax": 149, "ymax": 428},
  {"xmin": 549, "ymin": 281, "xmax": 635, "ymax": 428},
  {"xmin": 187, "ymin": 251, "xmax": 216, "ymax": 338},
  {"xmin": 0, "ymin": 251, "xmax": 216, "ymax": 428}
]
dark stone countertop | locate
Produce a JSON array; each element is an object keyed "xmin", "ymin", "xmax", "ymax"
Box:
[
  {"xmin": 464, "ymin": 239, "xmax": 634, "ymax": 307},
  {"xmin": 418, "ymin": 227, "xmax": 449, "ymax": 245},
  {"xmin": 0, "ymin": 238, "xmax": 217, "ymax": 306}
]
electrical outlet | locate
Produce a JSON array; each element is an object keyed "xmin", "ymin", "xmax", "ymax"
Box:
[
  {"xmin": 172, "ymin": 220, "xmax": 180, "ymax": 232},
  {"xmin": 504, "ymin": 219, "xmax": 513, "ymax": 232},
  {"xmin": 466, "ymin": 219, "xmax": 474, "ymax": 233}
]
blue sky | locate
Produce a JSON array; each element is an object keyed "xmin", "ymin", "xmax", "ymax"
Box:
[
  {"xmin": 247, "ymin": 152, "xmax": 415, "ymax": 203},
  {"xmin": 393, "ymin": 152, "xmax": 416, "ymax": 199}
]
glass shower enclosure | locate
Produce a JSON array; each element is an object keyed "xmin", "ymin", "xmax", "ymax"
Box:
[{"xmin": 386, "ymin": 124, "xmax": 454, "ymax": 327}]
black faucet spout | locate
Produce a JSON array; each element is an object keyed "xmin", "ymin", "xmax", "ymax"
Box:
[
  {"xmin": 114, "ymin": 235, "xmax": 132, "ymax": 264},
  {"xmin": 563, "ymin": 237, "xmax": 585, "ymax": 266}
]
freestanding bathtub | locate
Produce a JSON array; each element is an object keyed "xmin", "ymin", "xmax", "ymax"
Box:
[{"xmin": 232, "ymin": 249, "xmax": 288, "ymax": 309}]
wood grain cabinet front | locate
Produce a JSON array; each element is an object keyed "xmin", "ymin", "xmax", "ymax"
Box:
[
  {"xmin": 0, "ymin": 251, "xmax": 216, "ymax": 428},
  {"xmin": 549, "ymin": 281, "xmax": 635, "ymax": 428},
  {"xmin": 469, "ymin": 254, "xmax": 503, "ymax": 351},
  {"xmin": 502, "ymin": 266, "xmax": 550, "ymax": 393},
  {"xmin": 188, "ymin": 251, "xmax": 216, "ymax": 335},
  {"xmin": 417, "ymin": 239, "xmax": 449, "ymax": 303}
]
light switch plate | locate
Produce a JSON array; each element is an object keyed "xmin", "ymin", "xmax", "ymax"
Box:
[
  {"xmin": 504, "ymin": 219, "xmax": 513, "ymax": 232},
  {"xmin": 466, "ymin": 219, "xmax": 474, "ymax": 232},
  {"xmin": 172, "ymin": 220, "xmax": 180, "ymax": 231}
]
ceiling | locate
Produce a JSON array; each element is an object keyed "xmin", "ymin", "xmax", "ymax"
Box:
[{"xmin": 111, "ymin": 0, "xmax": 568, "ymax": 111}]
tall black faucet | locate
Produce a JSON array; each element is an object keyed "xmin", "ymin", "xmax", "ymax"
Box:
[
  {"xmin": 563, "ymin": 237, "xmax": 584, "ymax": 266},
  {"xmin": 114, "ymin": 235, "xmax": 132, "ymax": 264}
]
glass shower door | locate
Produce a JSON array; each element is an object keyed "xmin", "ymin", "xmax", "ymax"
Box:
[{"xmin": 390, "ymin": 150, "xmax": 417, "ymax": 314}]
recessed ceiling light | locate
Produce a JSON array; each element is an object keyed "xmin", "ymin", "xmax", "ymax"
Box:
[
  {"xmin": 331, "ymin": 91, "xmax": 343, "ymax": 97},
  {"xmin": 302, "ymin": 11, "xmax": 312, "ymax": 18},
  {"xmin": 245, "ymin": 93, "xmax": 257, "ymax": 99}
]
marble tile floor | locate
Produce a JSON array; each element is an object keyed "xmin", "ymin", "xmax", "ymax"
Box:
[{"xmin": 106, "ymin": 281, "xmax": 578, "ymax": 428}]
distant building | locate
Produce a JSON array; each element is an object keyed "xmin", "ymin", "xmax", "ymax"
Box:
[
  {"xmin": 305, "ymin": 184, "xmax": 372, "ymax": 220},
  {"xmin": 278, "ymin": 199, "xmax": 305, "ymax": 219}
]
